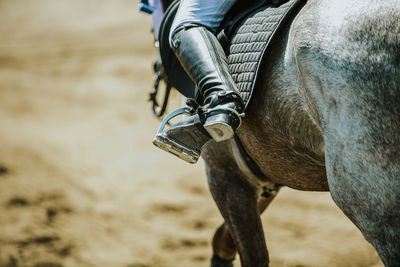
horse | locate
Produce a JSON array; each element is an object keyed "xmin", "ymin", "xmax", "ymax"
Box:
[{"xmin": 153, "ymin": 0, "xmax": 400, "ymax": 266}]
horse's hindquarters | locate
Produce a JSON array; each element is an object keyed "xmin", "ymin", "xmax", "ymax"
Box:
[{"xmin": 292, "ymin": 0, "xmax": 400, "ymax": 264}]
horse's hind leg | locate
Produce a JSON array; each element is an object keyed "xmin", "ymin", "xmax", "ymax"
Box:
[
  {"xmin": 211, "ymin": 223, "xmax": 236, "ymax": 267},
  {"xmin": 211, "ymin": 194, "xmax": 279, "ymax": 267}
]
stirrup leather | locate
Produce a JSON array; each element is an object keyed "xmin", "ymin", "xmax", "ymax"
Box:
[{"xmin": 153, "ymin": 107, "xmax": 201, "ymax": 164}]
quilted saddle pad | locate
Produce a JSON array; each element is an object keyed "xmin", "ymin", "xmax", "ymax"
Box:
[{"xmin": 226, "ymin": 0, "xmax": 306, "ymax": 107}]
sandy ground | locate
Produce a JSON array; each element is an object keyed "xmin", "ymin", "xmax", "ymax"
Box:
[{"xmin": 0, "ymin": 1, "xmax": 385, "ymax": 266}]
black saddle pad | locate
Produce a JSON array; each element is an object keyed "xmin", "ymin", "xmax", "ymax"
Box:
[{"xmin": 225, "ymin": 0, "xmax": 306, "ymax": 107}]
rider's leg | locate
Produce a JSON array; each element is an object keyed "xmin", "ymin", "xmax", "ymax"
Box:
[
  {"xmin": 170, "ymin": 24, "xmax": 244, "ymax": 141},
  {"xmin": 170, "ymin": 0, "xmax": 236, "ymax": 34},
  {"xmin": 154, "ymin": 0, "xmax": 243, "ymax": 160},
  {"xmin": 171, "ymin": 0, "xmax": 244, "ymax": 143}
]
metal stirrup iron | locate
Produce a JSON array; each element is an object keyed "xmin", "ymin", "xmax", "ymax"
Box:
[{"xmin": 152, "ymin": 107, "xmax": 201, "ymax": 164}]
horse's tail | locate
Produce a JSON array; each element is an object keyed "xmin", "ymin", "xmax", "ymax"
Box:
[{"xmin": 292, "ymin": 1, "xmax": 400, "ymax": 264}]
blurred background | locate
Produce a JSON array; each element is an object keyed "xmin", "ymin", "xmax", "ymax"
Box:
[{"xmin": 0, "ymin": 0, "xmax": 384, "ymax": 266}]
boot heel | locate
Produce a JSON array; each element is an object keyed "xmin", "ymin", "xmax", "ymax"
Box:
[{"xmin": 203, "ymin": 112, "xmax": 239, "ymax": 142}]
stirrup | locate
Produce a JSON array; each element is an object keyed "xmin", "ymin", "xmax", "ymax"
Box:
[{"xmin": 152, "ymin": 107, "xmax": 200, "ymax": 164}]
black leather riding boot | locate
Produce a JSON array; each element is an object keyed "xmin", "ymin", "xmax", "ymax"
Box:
[
  {"xmin": 171, "ymin": 25, "xmax": 244, "ymax": 141},
  {"xmin": 153, "ymin": 25, "xmax": 244, "ymax": 163}
]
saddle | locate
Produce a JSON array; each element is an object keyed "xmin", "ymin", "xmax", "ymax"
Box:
[{"xmin": 158, "ymin": 0, "xmax": 307, "ymax": 108}]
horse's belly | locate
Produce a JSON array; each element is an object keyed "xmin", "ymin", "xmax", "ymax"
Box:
[{"xmin": 237, "ymin": 126, "xmax": 329, "ymax": 192}]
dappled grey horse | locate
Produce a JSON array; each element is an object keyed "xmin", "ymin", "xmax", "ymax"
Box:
[{"xmin": 198, "ymin": 0, "xmax": 400, "ymax": 266}]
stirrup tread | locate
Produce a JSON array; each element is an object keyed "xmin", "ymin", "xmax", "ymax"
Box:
[{"xmin": 153, "ymin": 133, "xmax": 200, "ymax": 164}]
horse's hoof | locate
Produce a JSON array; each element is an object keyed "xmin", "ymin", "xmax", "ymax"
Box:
[{"xmin": 210, "ymin": 254, "xmax": 234, "ymax": 267}]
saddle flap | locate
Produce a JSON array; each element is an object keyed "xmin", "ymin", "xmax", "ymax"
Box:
[{"xmin": 158, "ymin": 0, "xmax": 198, "ymax": 99}]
